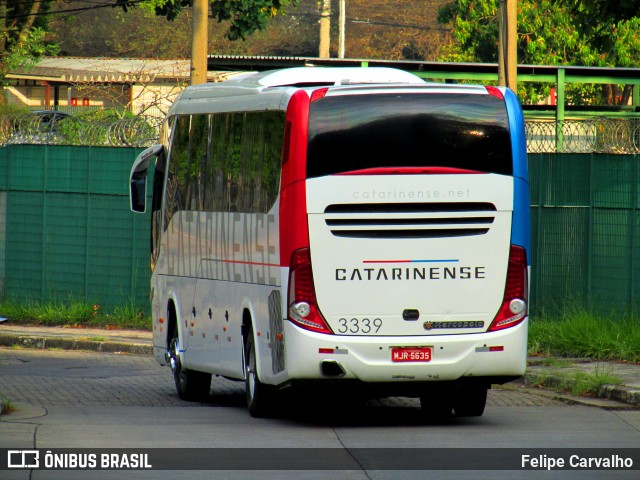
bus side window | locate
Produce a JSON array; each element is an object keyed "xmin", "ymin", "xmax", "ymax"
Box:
[
  {"xmin": 165, "ymin": 115, "xmax": 190, "ymax": 229},
  {"xmin": 151, "ymin": 152, "xmax": 166, "ymax": 265},
  {"xmin": 201, "ymin": 110, "xmax": 284, "ymax": 216},
  {"xmin": 238, "ymin": 112, "xmax": 263, "ymax": 213},
  {"xmin": 189, "ymin": 114, "xmax": 209, "ymax": 212},
  {"xmin": 261, "ymin": 112, "xmax": 285, "ymax": 213},
  {"xmin": 228, "ymin": 113, "xmax": 243, "ymax": 213}
]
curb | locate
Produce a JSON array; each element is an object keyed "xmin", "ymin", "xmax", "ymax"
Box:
[
  {"xmin": 0, "ymin": 334, "xmax": 152, "ymax": 356},
  {"xmin": 523, "ymin": 371, "xmax": 640, "ymax": 408}
]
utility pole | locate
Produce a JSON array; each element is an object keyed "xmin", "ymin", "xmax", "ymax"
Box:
[
  {"xmin": 498, "ymin": 0, "xmax": 505, "ymax": 87},
  {"xmin": 498, "ymin": 0, "xmax": 517, "ymax": 91},
  {"xmin": 191, "ymin": 0, "xmax": 208, "ymax": 85},
  {"xmin": 506, "ymin": 0, "xmax": 517, "ymax": 91},
  {"xmin": 319, "ymin": 0, "xmax": 331, "ymax": 58},
  {"xmin": 338, "ymin": 0, "xmax": 346, "ymax": 59}
]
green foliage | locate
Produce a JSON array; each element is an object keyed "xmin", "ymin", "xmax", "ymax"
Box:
[
  {"xmin": 528, "ymin": 310, "xmax": 640, "ymax": 363},
  {"xmin": 136, "ymin": 0, "xmax": 298, "ymax": 40},
  {"xmin": 439, "ymin": 0, "xmax": 640, "ymax": 67},
  {"xmin": 0, "ymin": 396, "xmax": 16, "ymax": 416},
  {"xmin": 0, "ymin": 297, "xmax": 96, "ymax": 325},
  {"xmin": 52, "ymin": 109, "xmax": 157, "ymax": 147},
  {"xmin": 4, "ymin": 27, "xmax": 59, "ymax": 74},
  {"xmin": 527, "ymin": 365, "xmax": 623, "ymax": 397},
  {"xmin": 0, "ymin": 1, "xmax": 59, "ymax": 85},
  {"xmin": 438, "ymin": 0, "xmax": 640, "ymax": 103},
  {"xmin": 567, "ymin": 367, "xmax": 622, "ymax": 396},
  {"xmin": 0, "ymin": 297, "xmax": 150, "ymax": 330}
]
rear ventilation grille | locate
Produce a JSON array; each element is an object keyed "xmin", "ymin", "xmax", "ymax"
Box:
[{"xmin": 324, "ymin": 202, "xmax": 496, "ymax": 239}]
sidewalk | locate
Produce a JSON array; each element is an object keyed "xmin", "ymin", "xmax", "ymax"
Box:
[
  {"xmin": 524, "ymin": 357, "xmax": 640, "ymax": 408},
  {"xmin": 0, "ymin": 322, "xmax": 639, "ymax": 409},
  {"xmin": 0, "ymin": 323, "xmax": 152, "ymax": 355}
]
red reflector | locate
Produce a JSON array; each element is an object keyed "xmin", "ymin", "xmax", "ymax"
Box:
[
  {"xmin": 310, "ymin": 87, "xmax": 329, "ymax": 102},
  {"xmin": 489, "ymin": 346, "xmax": 504, "ymax": 352},
  {"xmin": 290, "ymin": 249, "xmax": 315, "ymax": 300},
  {"xmin": 486, "ymin": 86, "xmax": 504, "ymax": 100},
  {"xmin": 319, "ymin": 348, "xmax": 334, "ymax": 354}
]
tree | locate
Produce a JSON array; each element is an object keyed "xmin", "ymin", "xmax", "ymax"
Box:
[
  {"xmin": 138, "ymin": 0, "xmax": 298, "ymax": 41},
  {"xmin": 0, "ymin": 1, "xmax": 59, "ymax": 94},
  {"xmin": 49, "ymin": 1, "xmax": 451, "ymax": 62},
  {"xmin": 438, "ymin": 0, "xmax": 640, "ymax": 104}
]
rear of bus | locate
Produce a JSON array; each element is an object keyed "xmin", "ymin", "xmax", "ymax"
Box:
[{"xmin": 279, "ymin": 81, "xmax": 530, "ymax": 413}]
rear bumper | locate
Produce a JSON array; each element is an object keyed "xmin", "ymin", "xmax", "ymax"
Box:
[{"xmin": 281, "ymin": 319, "xmax": 528, "ymax": 385}]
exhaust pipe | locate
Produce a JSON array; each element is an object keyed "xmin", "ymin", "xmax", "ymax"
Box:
[{"xmin": 320, "ymin": 360, "xmax": 346, "ymax": 377}]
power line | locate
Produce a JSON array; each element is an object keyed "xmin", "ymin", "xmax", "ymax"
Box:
[
  {"xmin": 0, "ymin": 0, "xmax": 146, "ymax": 21},
  {"xmin": 291, "ymin": 11, "xmax": 447, "ymax": 32},
  {"xmin": 3, "ymin": 0, "xmax": 447, "ymax": 34}
]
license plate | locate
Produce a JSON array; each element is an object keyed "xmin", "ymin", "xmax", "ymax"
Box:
[{"xmin": 391, "ymin": 347, "xmax": 432, "ymax": 363}]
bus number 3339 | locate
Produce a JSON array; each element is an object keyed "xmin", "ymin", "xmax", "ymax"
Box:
[{"xmin": 337, "ymin": 317, "xmax": 383, "ymax": 334}]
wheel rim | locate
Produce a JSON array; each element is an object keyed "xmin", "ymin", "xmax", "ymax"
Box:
[
  {"xmin": 169, "ymin": 338, "xmax": 179, "ymax": 373},
  {"xmin": 245, "ymin": 338, "xmax": 256, "ymax": 402},
  {"xmin": 170, "ymin": 337, "xmax": 186, "ymax": 391}
]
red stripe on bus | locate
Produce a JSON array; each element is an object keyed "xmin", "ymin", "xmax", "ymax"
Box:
[
  {"xmin": 221, "ymin": 259, "xmax": 281, "ymax": 268},
  {"xmin": 335, "ymin": 167, "xmax": 484, "ymax": 175}
]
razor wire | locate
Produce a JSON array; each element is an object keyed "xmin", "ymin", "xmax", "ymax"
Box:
[
  {"xmin": 1, "ymin": 112, "xmax": 640, "ymax": 154},
  {"xmin": 525, "ymin": 118, "xmax": 640, "ymax": 154},
  {"xmin": 0, "ymin": 112, "xmax": 163, "ymax": 148}
]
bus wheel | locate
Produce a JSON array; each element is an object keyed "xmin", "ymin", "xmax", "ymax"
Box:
[
  {"xmin": 244, "ymin": 327, "xmax": 274, "ymax": 417},
  {"xmin": 420, "ymin": 388, "xmax": 453, "ymax": 421},
  {"xmin": 168, "ymin": 329, "xmax": 211, "ymax": 401},
  {"xmin": 453, "ymin": 385, "xmax": 488, "ymax": 417}
]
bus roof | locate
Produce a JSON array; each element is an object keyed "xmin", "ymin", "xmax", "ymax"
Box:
[
  {"xmin": 167, "ymin": 67, "xmax": 500, "ymax": 117},
  {"xmin": 224, "ymin": 67, "xmax": 426, "ymax": 87}
]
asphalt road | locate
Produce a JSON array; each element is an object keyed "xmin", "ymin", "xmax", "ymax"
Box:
[{"xmin": 1, "ymin": 348, "xmax": 639, "ymax": 480}]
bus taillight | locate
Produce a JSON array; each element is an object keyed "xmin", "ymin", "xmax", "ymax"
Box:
[
  {"xmin": 288, "ymin": 248, "xmax": 333, "ymax": 334},
  {"xmin": 488, "ymin": 245, "xmax": 528, "ymax": 331}
]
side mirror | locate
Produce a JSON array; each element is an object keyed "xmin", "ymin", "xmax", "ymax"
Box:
[
  {"xmin": 130, "ymin": 144, "xmax": 163, "ymax": 213},
  {"xmin": 130, "ymin": 173, "xmax": 147, "ymax": 213}
]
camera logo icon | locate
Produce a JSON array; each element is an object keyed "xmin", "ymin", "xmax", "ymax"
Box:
[{"xmin": 7, "ymin": 450, "xmax": 40, "ymax": 469}]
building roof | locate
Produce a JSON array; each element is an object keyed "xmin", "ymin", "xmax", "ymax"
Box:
[{"xmin": 7, "ymin": 57, "xmax": 227, "ymax": 83}]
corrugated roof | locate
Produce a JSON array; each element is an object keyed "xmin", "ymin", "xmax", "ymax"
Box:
[{"xmin": 7, "ymin": 57, "xmax": 227, "ymax": 83}]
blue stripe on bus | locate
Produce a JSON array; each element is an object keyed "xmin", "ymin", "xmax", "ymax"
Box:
[{"xmin": 504, "ymin": 88, "xmax": 531, "ymax": 263}]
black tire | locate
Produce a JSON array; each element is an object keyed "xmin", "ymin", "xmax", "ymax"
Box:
[
  {"xmin": 453, "ymin": 385, "xmax": 488, "ymax": 417},
  {"xmin": 168, "ymin": 328, "xmax": 211, "ymax": 401},
  {"xmin": 420, "ymin": 388, "xmax": 453, "ymax": 421},
  {"xmin": 244, "ymin": 326, "xmax": 275, "ymax": 417}
]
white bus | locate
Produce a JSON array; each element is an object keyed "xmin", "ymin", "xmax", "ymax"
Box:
[{"xmin": 130, "ymin": 67, "xmax": 530, "ymax": 418}]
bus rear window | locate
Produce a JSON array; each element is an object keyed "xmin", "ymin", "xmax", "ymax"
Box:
[{"xmin": 307, "ymin": 93, "xmax": 512, "ymax": 178}]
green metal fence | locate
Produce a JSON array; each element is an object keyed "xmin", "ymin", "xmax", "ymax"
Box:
[
  {"xmin": 1, "ymin": 145, "xmax": 640, "ymax": 317},
  {"xmin": 0, "ymin": 145, "xmax": 149, "ymax": 311},
  {"xmin": 530, "ymin": 153, "xmax": 640, "ymax": 315}
]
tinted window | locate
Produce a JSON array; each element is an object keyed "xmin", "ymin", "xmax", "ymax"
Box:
[
  {"xmin": 207, "ymin": 111, "xmax": 284, "ymax": 213},
  {"xmin": 165, "ymin": 111, "xmax": 285, "ymax": 222},
  {"xmin": 307, "ymin": 93, "xmax": 512, "ymax": 177}
]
